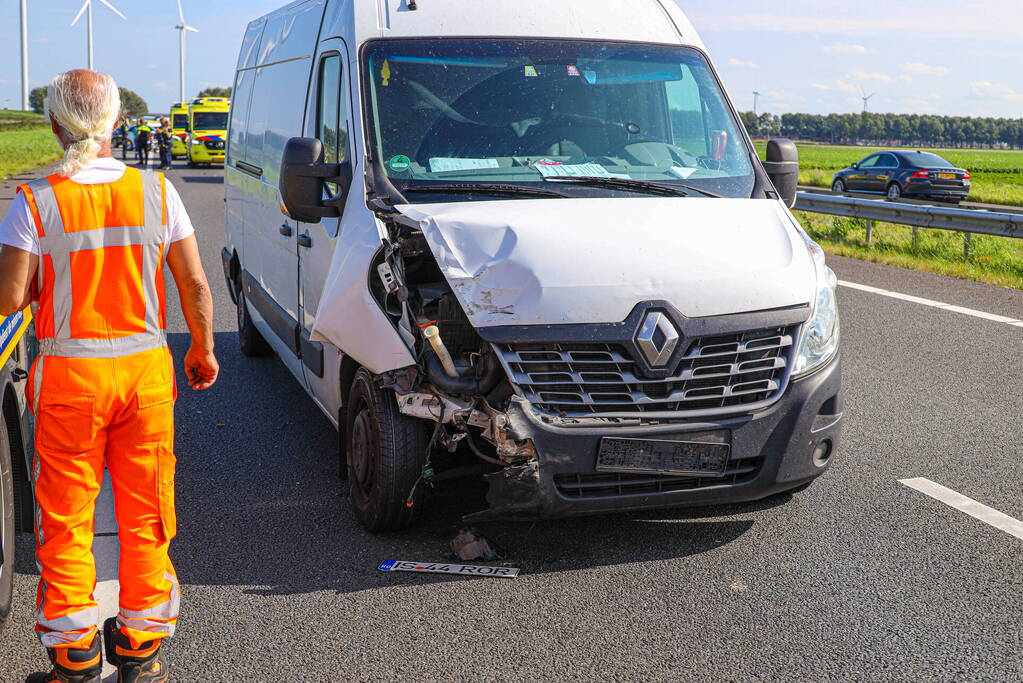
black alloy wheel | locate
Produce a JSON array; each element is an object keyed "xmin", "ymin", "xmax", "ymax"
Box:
[{"xmin": 346, "ymin": 368, "xmax": 427, "ymax": 532}]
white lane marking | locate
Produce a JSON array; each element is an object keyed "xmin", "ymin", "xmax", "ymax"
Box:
[
  {"xmin": 900, "ymin": 478, "xmax": 1023, "ymax": 541},
  {"xmin": 839, "ymin": 280, "xmax": 1023, "ymax": 326}
]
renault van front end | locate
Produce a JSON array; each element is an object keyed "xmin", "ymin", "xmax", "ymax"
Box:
[{"xmin": 277, "ymin": 34, "xmax": 842, "ymax": 525}]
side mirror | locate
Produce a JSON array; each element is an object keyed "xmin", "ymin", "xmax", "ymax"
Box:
[
  {"xmin": 762, "ymin": 138, "xmax": 799, "ymax": 209},
  {"xmin": 279, "ymin": 137, "xmax": 353, "ymax": 224},
  {"xmin": 851, "ymin": 162, "xmax": 859, "ymax": 170}
]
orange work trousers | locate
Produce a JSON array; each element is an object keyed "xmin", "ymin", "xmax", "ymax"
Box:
[{"xmin": 27, "ymin": 347, "xmax": 179, "ymax": 650}]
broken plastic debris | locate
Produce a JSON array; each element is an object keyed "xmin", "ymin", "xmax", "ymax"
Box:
[{"xmin": 450, "ymin": 529, "xmax": 499, "ymax": 562}]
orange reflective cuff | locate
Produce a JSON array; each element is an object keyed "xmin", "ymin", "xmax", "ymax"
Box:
[{"xmin": 55, "ymin": 644, "xmax": 102, "ymax": 670}]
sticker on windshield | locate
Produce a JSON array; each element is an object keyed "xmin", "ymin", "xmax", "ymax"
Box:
[
  {"xmin": 524, "ymin": 65, "xmax": 538, "ymax": 78},
  {"xmin": 430, "ymin": 158, "xmax": 500, "ymax": 173},
  {"xmin": 387, "ymin": 155, "xmax": 412, "ymax": 174},
  {"xmin": 381, "ymin": 59, "xmax": 392, "ymax": 87},
  {"xmin": 669, "ymin": 166, "xmax": 697, "ymax": 180},
  {"xmin": 583, "ymin": 70, "xmax": 597, "ymax": 84},
  {"xmin": 535, "ymin": 163, "xmax": 613, "ymax": 180},
  {"xmin": 567, "ymin": 65, "xmax": 581, "ymax": 77}
]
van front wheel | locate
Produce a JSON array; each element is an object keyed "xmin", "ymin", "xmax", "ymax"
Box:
[{"xmin": 346, "ymin": 368, "xmax": 427, "ymax": 532}]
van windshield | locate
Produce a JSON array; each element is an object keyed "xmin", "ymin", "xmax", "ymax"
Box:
[
  {"xmin": 172, "ymin": 113, "xmax": 189, "ymax": 130},
  {"xmin": 193, "ymin": 112, "xmax": 228, "ymax": 130},
  {"xmin": 363, "ymin": 39, "xmax": 755, "ymax": 201}
]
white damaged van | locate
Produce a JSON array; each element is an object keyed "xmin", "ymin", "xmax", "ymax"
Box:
[{"xmin": 223, "ymin": 0, "xmax": 843, "ymax": 531}]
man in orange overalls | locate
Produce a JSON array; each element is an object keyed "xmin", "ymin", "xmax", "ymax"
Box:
[{"xmin": 0, "ymin": 70, "xmax": 218, "ymax": 682}]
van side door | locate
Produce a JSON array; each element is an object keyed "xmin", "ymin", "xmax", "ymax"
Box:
[{"xmin": 296, "ymin": 40, "xmax": 353, "ymax": 420}]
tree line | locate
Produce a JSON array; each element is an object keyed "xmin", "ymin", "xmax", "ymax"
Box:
[
  {"xmin": 27, "ymin": 86, "xmax": 231, "ymax": 118},
  {"xmin": 739, "ymin": 111, "xmax": 1023, "ymax": 149}
]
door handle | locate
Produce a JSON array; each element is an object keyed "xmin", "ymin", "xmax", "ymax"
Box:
[
  {"xmin": 279, "ymin": 225, "xmax": 293, "ymax": 237},
  {"xmin": 297, "ymin": 234, "xmax": 313, "ymax": 248},
  {"xmin": 12, "ymin": 368, "xmax": 28, "ymax": 383}
]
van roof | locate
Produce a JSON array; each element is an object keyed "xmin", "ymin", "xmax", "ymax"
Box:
[{"xmin": 249, "ymin": 0, "xmax": 704, "ymax": 53}]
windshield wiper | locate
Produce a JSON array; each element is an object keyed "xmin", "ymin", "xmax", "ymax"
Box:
[
  {"xmin": 539, "ymin": 176, "xmax": 690, "ymax": 197},
  {"xmin": 404, "ymin": 183, "xmax": 570, "ymax": 199}
]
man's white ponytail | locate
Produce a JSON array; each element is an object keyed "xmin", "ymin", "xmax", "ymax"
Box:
[{"xmin": 46, "ymin": 70, "xmax": 121, "ymax": 177}]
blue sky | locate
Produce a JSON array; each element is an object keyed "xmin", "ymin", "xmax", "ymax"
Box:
[{"xmin": 1, "ymin": 0, "xmax": 1020, "ymax": 118}]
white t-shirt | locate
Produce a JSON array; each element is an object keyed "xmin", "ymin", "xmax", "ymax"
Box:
[{"xmin": 0, "ymin": 157, "xmax": 195, "ymax": 254}]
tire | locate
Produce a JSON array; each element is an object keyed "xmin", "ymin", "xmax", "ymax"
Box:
[
  {"xmin": 237, "ymin": 285, "xmax": 272, "ymax": 357},
  {"xmin": 887, "ymin": 183, "xmax": 903, "ymax": 201},
  {"xmin": 832, "ymin": 179, "xmax": 846, "ymax": 194},
  {"xmin": 346, "ymin": 368, "xmax": 428, "ymax": 532},
  {"xmin": 0, "ymin": 410, "xmax": 16, "ymax": 630}
]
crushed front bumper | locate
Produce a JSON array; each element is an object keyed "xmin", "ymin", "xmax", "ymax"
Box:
[{"xmin": 468, "ymin": 354, "xmax": 843, "ymax": 520}]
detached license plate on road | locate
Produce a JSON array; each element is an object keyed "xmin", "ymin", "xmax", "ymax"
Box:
[
  {"xmin": 596, "ymin": 437, "xmax": 730, "ymax": 477},
  {"xmin": 379, "ymin": 561, "xmax": 519, "ymax": 578}
]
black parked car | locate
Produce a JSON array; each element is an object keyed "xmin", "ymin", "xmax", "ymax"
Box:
[{"xmin": 832, "ymin": 151, "xmax": 971, "ymax": 203}]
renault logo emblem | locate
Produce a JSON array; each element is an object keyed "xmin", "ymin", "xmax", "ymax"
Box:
[{"xmin": 635, "ymin": 312, "xmax": 680, "ymax": 367}]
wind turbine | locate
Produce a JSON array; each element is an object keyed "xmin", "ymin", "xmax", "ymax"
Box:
[
  {"xmin": 753, "ymin": 90, "xmax": 761, "ymax": 116},
  {"xmin": 861, "ymin": 87, "xmax": 876, "ymax": 114},
  {"xmin": 70, "ymin": 0, "xmax": 126, "ymax": 70},
  {"xmin": 174, "ymin": 0, "xmax": 199, "ymax": 103},
  {"xmin": 19, "ymin": 0, "xmax": 28, "ymax": 111}
]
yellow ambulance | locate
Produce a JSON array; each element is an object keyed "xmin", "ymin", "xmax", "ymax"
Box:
[
  {"xmin": 170, "ymin": 102, "xmax": 189, "ymax": 158},
  {"xmin": 187, "ymin": 97, "xmax": 230, "ymax": 166}
]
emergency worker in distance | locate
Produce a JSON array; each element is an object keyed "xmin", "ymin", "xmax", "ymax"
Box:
[{"xmin": 0, "ymin": 69, "xmax": 218, "ymax": 683}]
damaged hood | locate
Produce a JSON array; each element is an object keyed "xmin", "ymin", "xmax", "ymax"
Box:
[{"xmin": 397, "ymin": 198, "xmax": 815, "ymax": 327}]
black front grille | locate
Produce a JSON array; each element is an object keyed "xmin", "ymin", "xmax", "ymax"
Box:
[
  {"xmin": 555, "ymin": 459, "xmax": 762, "ymax": 498},
  {"xmin": 498, "ymin": 326, "xmax": 797, "ymax": 418}
]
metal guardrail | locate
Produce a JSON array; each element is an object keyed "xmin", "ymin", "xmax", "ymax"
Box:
[{"xmin": 794, "ymin": 192, "xmax": 1023, "ymax": 240}]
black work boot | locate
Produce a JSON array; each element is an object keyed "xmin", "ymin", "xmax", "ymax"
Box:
[
  {"xmin": 25, "ymin": 632, "xmax": 103, "ymax": 683},
  {"xmin": 103, "ymin": 617, "xmax": 169, "ymax": 683}
]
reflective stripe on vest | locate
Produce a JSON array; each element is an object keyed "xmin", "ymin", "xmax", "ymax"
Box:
[{"xmin": 22, "ymin": 168, "xmax": 168, "ymax": 359}]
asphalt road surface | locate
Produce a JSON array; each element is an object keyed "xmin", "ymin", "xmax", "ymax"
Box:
[{"xmin": 2, "ymin": 158, "xmax": 1022, "ymax": 681}]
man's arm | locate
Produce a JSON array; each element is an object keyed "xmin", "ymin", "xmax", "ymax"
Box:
[
  {"xmin": 166, "ymin": 235, "xmax": 219, "ymax": 390},
  {"xmin": 0, "ymin": 244, "xmax": 37, "ymax": 317}
]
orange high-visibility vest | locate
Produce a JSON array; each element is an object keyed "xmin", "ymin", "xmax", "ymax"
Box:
[{"xmin": 18, "ymin": 167, "xmax": 168, "ymax": 362}]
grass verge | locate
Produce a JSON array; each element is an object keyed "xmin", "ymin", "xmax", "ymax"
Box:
[
  {"xmin": 0, "ymin": 127, "xmax": 61, "ymax": 180},
  {"xmin": 796, "ymin": 211, "xmax": 1023, "ymax": 290}
]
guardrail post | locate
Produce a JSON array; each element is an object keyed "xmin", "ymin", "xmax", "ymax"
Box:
[
  {"xmin": 912, "ymin": 227, "xmax": 920, "ymax": 251},
  {"xmin": 964, "ymin": 232, "xmax": 973, "ymax": 261},
  {"xmin": 865, "ymin": 220, "xmax": 874, "ymax": 248}
]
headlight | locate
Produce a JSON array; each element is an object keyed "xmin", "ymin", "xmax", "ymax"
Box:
[
  {"xmin": 793, "ymin": 238, "xmax": 840, "ymax": 376},
  {"xmin": 192, "ymin": 139, "xmax": 203, "ymax": 146}
]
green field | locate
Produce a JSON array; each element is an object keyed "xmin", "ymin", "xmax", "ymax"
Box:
[
  {"xmin": 0, "ymin": 111, "xmax": 61, "ymax": 180},
  {"xmin": 755, "ymin": 142, "xmax": 1023, "ymax": 207}
]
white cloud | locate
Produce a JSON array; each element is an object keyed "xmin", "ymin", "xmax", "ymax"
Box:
[
  {"xmin": 833, "ymin": 80, "xmax": 862, "ymax": 95},
  {"xmin": 146, "ymin": 64, "xmax": 158, "ymax": 70},
  {"xmin": 728, "ymin": 58, "xmax": 760, "ymax": 69},
  {"xmin": 823, "ymin": 44, "xmax": 868, "ymax": 54},
  {"xmin": 811, "ymin": 83, "xmax": 832, "ymax": 91},
  {"xmin": 969, "ymin": 81, "xmax": 1023, "ymax": 101},
  {"xmin": 900, "ymin": 62, "xmax": 950, "ymax": 76},
  {"xmin": 767, "ymin": 90, "xmax": 806, "ymax": 103},
  {"xmin": 851, "ymin": 70, "xmax": 911, "ymax": 85}
]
